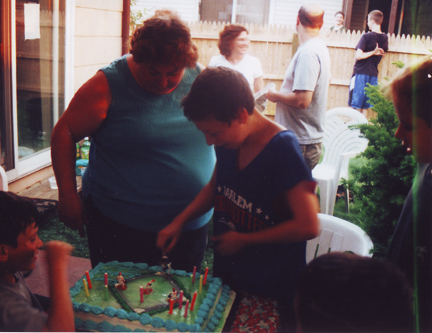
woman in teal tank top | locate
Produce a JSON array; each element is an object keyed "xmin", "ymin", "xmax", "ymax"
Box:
[{"xmin": 51, "ymin": 10, "xmax": 215, "ymax": 270}]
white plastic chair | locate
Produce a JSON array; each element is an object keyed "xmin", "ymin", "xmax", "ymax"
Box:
[
  {"xmin": 312, "ymin": 107, "xmax": 368, "ymax": 215},
  {"xmin": 306, "ymin": 213, "xmax": 373, "ymax": 263},
  {"xmin": 0, "ymin": 166, "xmax": 8, "ymax": 191}
]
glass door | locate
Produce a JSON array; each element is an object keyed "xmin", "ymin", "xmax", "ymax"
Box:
[
  {"xmin": 1, "ymin": 0, "xmax": 67, "ymax": 180},
  {"xmin": 15, "ymin": 0, "xmax": 65, "ymax": 160},
  {"xmin": 1, "ymin": 0, "xmax": 14, "ymax": 172}
]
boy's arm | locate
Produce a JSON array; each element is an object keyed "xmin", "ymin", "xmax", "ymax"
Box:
[
  {"xmin": 355, "ymin": 43, "xmax": 385, "ymax": 60},
  {"xmin": 42, "ymin": 241, "xmax": 74, "ymax": 332},
  {"xmin": 212, "ymin": 180, "xmax": 319, "ymax": 256},
  {"xmin": 157, "ymin": 169, "xmax": 217, "ymax": 254}
]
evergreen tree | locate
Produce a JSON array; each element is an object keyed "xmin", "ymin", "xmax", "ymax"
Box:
[{"xmin": 347, "ymin": 84, "xmax": 416, "ymax": 258}]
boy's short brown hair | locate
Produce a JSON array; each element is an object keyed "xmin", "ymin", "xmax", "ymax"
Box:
[
  {"xmin": 296, "ymin": 253, "xmax": 413, "ymax": 332},
  {"xmin": 182, "ymin": 67, "xmax": 255, "ymax": 124},
  {"xmin": 335, "ymin": 11, "xmax": 345, "ymax": 19},
  {"xmin": 0, "ymin": 191, "xmax": 40, "ymax": 247},
  {"xmin": 368, "ymin": 10, "xmax": 384, "ymax": 25}
]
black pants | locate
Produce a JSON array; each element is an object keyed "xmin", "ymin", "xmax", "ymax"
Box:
[{"xmin": 84, "ymin": 195, "xmax": 209, "ymax": 272}]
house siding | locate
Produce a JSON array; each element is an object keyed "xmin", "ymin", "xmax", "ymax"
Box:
[
  {"xmin": 272, "ymin": 0, "xmax": 344, "ymax": 28},
  {"xmin": 74, "ymin": 0, "xmax": 123, "ymax": 92},
  {"xmin": 134, "ymin": 0, "xmax": 200, "ymax": 22}
]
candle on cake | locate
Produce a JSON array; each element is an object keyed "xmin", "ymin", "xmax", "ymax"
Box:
[
  {"xmin": 83, "ymin": 279, "xmax": 90, "ymax": 297},
  {"xmin": 192, "ymin": 266, "xmax": 197, "ymax": 283},
  {"xmin": 178, "ymin": 290, "xmax": 183, "ymax": 309},
  {"xmin": 104, "ymin": 285, "xmax": 108, "ymax": 300},
  {"xmin": 184, "ymin": 300, "xmax": 189, "ymax": 318},
  {"xmin": 104, "ymin": 272, "xmax": 108, "ymax": 286},
  {"xmin": 85, "ymin": 271, "xmax": 93, "ymax": 289},
  {"xmin": 190, "ymin": 291, "xmax": 197, "ymax": 311},
  {"xmin": 203, "ymin": 267, "xmax": 209, "ymax": 285},
  {"xmin": 169, "ymin": 299, "xmax": 174, "ymax": 314},
  {"xmin": 140, "ymin": 285, "xmax": 144, "ymax": 303}
]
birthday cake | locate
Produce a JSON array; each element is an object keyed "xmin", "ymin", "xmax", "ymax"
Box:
[{"xmin": 70, "ymin": 261, "xmax": 235, "ymax": 332}]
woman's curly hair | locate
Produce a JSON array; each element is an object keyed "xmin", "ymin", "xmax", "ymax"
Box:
[
  {"xmin": 218, "ymin": 24, "xmax": 248, "ymax": 58},
  {"xmin": 130, "ymin": 9, "xmax": 198, "ymax": 68}
]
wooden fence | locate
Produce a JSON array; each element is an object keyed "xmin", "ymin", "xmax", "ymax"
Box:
[{"xmin": 189, "ymin": 21, "xmax": 432, "ymax": 116}]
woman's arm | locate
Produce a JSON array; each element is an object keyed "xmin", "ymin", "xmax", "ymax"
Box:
[
  {"xmin": 157, "ymin": 169, "xmax": 217, "ymax": 254},
  {"xmin": 50, "ymin": 71, "xmax": 111, "ymax": 237},
  {"xmin": 212, "ymin": 180, "xmax": 320, "ymax": 256},
  {"xmin": 253, "ymin": 76, "xmax": 264, "ymax": 94}
]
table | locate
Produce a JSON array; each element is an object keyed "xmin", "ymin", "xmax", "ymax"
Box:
[{"xmin": 223, "ymin": 291, "xmax": 280, "ymax": 333}]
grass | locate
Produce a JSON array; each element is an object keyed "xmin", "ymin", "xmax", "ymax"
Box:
[{"xmin": 38, "ymin": 210, "xmax": 90, "ymax": 258}]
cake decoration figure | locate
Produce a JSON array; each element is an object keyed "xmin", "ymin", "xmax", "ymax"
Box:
[
  {"xmin": 115, "ymin": 272, "xmax": 127, "ymax": 290},
  {"xmin": 143, "ymin": 279, "xmax": 155, "ymax": 295},
  {"xmin": 167, "ymin": 288, "xmax": 179, "ymax": 304},
  {"xmin": 160, "ymin": 255, "xmax": 172, "ymax": 277}
]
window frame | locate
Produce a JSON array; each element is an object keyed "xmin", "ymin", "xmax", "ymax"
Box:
[{"xmin": 3, "ymin": 0, "xmax": 74, "ymax": 182}]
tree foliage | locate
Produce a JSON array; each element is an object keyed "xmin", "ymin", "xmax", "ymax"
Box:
[
  {"xmin": 346, "ymin": 84, "xmax": 416, "ymax": 258},
  {"xmin": 130, "ymin": 0, "xmax": 146, "ymax": 27}
]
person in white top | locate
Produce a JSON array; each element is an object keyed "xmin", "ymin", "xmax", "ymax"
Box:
[{"xmin": 208, "ymin": 24, "xmax": 264, "ymax": 93}]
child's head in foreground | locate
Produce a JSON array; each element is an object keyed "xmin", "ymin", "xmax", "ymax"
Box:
[
  {"xmin": 182, "ymin": 67, "xmax": 255, "ymax": 148},
  {"xmin": 0, "ymin": 191, "xmax": 43, "ymax": 272},
  {"xmin": 391, "ymin": 56, "xmax": 432, "ymax": 164},
  {"xmin": 295, "ymin": 252, "xmax": 413, "ymax": 332}
]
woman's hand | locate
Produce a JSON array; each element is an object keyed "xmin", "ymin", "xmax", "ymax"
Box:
[
  {"xmin": 57, "ymin": 192, "xmax": 88, "ymax": 237},
  {"xmin": 157, "ymin": 220, "xmax": 184, "ymax": 254},
  {"xmin": 212, "ymin": 231, "xmax": 248, "ymax": 256}
]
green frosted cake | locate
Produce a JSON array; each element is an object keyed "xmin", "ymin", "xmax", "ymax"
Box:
[{"xmin": 70, "ymin": 261, "xmax": 235, "ymax": 332}]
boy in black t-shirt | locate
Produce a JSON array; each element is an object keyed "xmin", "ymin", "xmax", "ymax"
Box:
[{"xmin": 349, "ymin": 10, "xmax": 388, "ymax": 116}]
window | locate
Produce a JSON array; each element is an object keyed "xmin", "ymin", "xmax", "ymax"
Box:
[
  {"xmin": 1, "ymin": 0, "xmax": 67, "ymax": 179},
  {"xmin": 200, "ymin": 0, "xmax": 270, "ymax": 25}
]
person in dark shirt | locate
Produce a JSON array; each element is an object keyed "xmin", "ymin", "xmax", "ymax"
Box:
[
  {"xmin": 386, "ymin": 56, "xmax": 432, "ymax": 332},
  {"xmin": 349, "ymin": 10, "xmax": 388, "ymax": 116}
]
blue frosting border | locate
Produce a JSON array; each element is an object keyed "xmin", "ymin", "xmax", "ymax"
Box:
[{"xmin": 71, "ymin": 261, "xmax": 230, "ymax": 332}]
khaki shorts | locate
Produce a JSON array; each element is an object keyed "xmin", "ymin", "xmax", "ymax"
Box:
[{"xmin": 300, "ymin": 142, "xmax": 323, "ymax": 171}]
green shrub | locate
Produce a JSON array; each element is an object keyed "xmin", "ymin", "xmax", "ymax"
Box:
[{"xmin": 346, "ymin": 84, "xmax": 416, "ymax": 258}]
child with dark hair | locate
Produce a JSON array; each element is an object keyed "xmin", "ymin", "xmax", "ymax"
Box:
[
  {"xmin": 157, "ymin": 66, "xmax": 320, "ymax": 329},
  {"xmin": 0, "ymin": 191, "xmax": 74, "ymax": 331},
  {"xmin": 386, "ymin": 56, "xmax": 432, "ymax": 332},
  {"xmin": 296, "ymin": 253, "xmax": 413, "ymax": 332}
]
